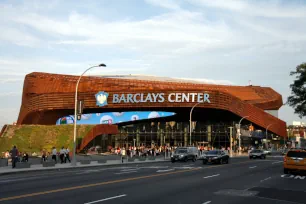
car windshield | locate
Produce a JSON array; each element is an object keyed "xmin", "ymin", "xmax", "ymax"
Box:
[
  {"xmin": 251, "ymin": 150, "xmax": 262, "ymax": 153},
  {"xmin": 175, "ymin": 149, "xmax": 187, "ymax": 154},
  {"xmin": 207, "ymin": 150, "xmax": 220, "ymax": 155},
  {"xmin": 287, "ymin": 151, "xmax": 306, "ymax": 158}
]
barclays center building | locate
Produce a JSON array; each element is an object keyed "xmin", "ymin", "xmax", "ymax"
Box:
[{"xmin": 17, "ymin": 73, "xmax": 287, "ymax": 152}]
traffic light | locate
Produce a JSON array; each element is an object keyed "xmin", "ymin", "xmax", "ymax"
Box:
[
  {"xmin": 77, "ymin": 100, "xmax": 84, "ymax": 115},
  {"xmin": 77, "ymin": 114, "xmax": 82, "ymax": 121}
]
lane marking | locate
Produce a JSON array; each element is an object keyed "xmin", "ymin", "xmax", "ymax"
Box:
[
  {"xmin": 84, "ymin": 194, "xmax": 127, "ymax": 204},
  {"xmin": 294, "ymin": 175, "xmax": 305, "ymax": 180},
  {"xmin": 76, "ymin": 170, "xmax": 102, "ymax": 175},
  {"xmin": 0, "ymin": 160, "xmax": 255, "ymax": 202},
  {"xmin": 114, "ymin": 171, "xmax": 138, "ymax": 175},
  {"xmin": 157, "ymin": 169, "xmax": 174, "ymax": 173},
  {"xmin": 202, "ymin": 201, "xmax": 211, "ymax": 204},
  {"xmin": 260, "ymin": 177, "xmax": 271, "ymax": 182},
  {"xmin": 174, "ymin": 167, "xmax": 194, "ymax": 170},
  {"xmin": 120, "ymin": 169, "xmax": 139, "ymax": 172},
  {"xmin": 249, "ymin": 166, "xmax": 257, "ymax": 169},
  {"xmin": 272, "ymin": 161, "xmax": 283, "ymax": 164},
  {"xmin": 203, "ymin": 174, "xmax": 220, "ymax": 179}
]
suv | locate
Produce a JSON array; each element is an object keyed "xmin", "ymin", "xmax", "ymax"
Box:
[
  {"xmin": 284, "ymin": 149, "xmax": 306, "ymax": 174},
  {"xmin": 171, "ymin": 147, "xmax": 198, "ymax": 163},
  {"xmin": 249, "ymin": 149, "xmax": 266, "ymax": 159}
]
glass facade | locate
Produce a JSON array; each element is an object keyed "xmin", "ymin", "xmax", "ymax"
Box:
[{"xmin": 87, "ymin": 121, "xmax": 247, "ymax": 152}]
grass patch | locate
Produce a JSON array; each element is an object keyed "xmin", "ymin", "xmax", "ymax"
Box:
[{"xmin": 0, "ymin": 125, "xmax": 94, "ymax": 154}]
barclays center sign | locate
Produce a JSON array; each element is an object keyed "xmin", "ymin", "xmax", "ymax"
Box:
[{"xmin": 95, "ymin": 92, "xmax": 211, "ymax": 107}]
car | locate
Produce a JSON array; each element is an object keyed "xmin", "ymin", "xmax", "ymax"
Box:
[
  {"xmin": 249, "ymin": 149, "xmax": 266, "ymax": 159},
  {"xmin": 202, "ymin": 150, "xmax": 229, "ymax": 165},
  {"xmin": 284, "ymin": 149, "xmax": 306, "ymax": 174},
  {"xmin": 281, "ymin": 149, "xmax": 289, "ymax": 155},
  {"xmin": 171, "ymin": 147, "xmax": 198, "ymax": 163},
  {"xmin": 263, "ymin": 149, "xmax": 272, "ymax": 155}
]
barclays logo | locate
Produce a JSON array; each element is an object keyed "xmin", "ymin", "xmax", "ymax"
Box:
[{"xmin": 95, "ymin": 91, "xmax": 109, "ymax": 107}]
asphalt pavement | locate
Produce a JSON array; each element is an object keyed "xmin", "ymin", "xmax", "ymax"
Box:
[{"xmin": 0, "ymin": 156, "xmax": 305, "ymax": 204}]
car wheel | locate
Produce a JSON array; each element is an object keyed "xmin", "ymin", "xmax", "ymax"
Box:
[
  {"xmin": 171, "ymin": 159, "xmax": 175, "ymax": 163},
  {"xmin": 203, "ymin": 160, "xmax": 207, "ymax": 165},
  {"xmin": 261, "ymin": 155, "xmax": 265, "ymax": 159},
  {"xmin": 226, "ymin": 158, "xmax": 229, "ymax": 164},
  {"xmin": 184, "ymin": 157, "xmax": 188, "ymax": 162},
  {"xmin": 249, "ymin": 157, "xmax": 252, "ymax": 159},
  {"xmin": 220, "ymin": 159, "xmax": 223, "ymax": 164},
  {"xmin": 192, "ymin": 157, "xmax": 196, "ymax": 162},
  {"xmin": 284, "ymin": 168, "xmax": 289, "ymax": 174}
]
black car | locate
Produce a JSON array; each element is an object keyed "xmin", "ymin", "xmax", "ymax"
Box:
[
  {"xmin": 202, "ymin": 150, "xmax": 229, "ymax": 164},
  {"xmin": 249, "ymin": 149, "xmax": 266, "ymax": 159}
]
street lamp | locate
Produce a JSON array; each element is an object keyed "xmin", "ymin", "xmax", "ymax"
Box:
[
  {"xmin": 189, "ymin": 102, "xmax": 203, "ymax": 146},
  {"xmin": 266, "ymin": 123, "xmax": 274, "ymax": 149},
  {"xmin": 237, "ymin": 116, "xmax": 250, "ymax": 155},
  {"xmin": 71, "ymin": 63, "xmax": 106, "ymax": 166},
  {"xmin": 228, "ymin": 126, "xmax": 233, "ymax": 158}
]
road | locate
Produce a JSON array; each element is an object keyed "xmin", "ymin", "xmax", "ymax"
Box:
[{"xmin": 0, "ymin": 156, "xmax": 305, "ymax": 204}]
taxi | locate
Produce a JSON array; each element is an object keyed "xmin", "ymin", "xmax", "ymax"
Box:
[{"xmin": 284, "ymin": 148, "xmax": 306, "ymax": 174}]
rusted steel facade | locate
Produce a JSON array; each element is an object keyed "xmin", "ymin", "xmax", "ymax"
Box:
[
  {"xmin": 77, "ymin": 124, "xmax": 119, "ymax": 152},
  {"xmin": 17, "ymin": 72, "xmax": 286, "ymax": 137}
]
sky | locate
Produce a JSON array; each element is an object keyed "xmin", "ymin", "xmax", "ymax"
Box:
[{"xmin": 0, "ymin": 0, "xmax": 306, "ymax": 127}]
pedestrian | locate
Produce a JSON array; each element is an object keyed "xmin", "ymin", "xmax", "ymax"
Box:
[
  {"xmin": 121, "ymin": 147, "xmax": 126, "ymax": 163},
  {"xmin": 59, "ymin": 147, "xmax": 65, "ymax": 164},
  {"xmin": 51, "ymin": 147, "xmax": 57, "ymax": 163},
  {"xmin": 9, "ymin": 146, "xmax": 18, "ymax": 168},
  {"xmin": 42, "ymin": 149, "xmax": 47, "ymax": 162},
  {"xmin": 65, "ymin": 147, "xmax": 71, "ymax": 163},
  {"xmin": 22, "ymin": 152, "xmax": 29, "ymax": 162}
]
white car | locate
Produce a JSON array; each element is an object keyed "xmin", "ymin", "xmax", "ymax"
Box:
[{"xmin": 263, "ymin": 149, "xmax": 271, "ymax": 155}]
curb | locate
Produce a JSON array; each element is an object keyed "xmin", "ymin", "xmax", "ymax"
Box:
[{"xmin": 0, "ymin": 160, "xmax": 170, "ymax": 176}]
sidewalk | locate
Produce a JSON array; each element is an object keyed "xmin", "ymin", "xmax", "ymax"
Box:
[{"xmin": 0, "ymin": 158, "xmax": 169, "ymax": 176}]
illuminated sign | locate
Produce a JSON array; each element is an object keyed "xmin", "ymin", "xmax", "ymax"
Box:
[
  {"xmin": 95, "ymin": 91, "xmax": 109, "ymax": 107},
  {"xmin": 96, "ymin": 92, "xmax": 210, "ymax": 106}
]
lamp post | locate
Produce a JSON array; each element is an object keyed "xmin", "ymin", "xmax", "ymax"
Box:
[
  {"xmin": 228, "ymin": 127, "xmax": 233, "ymax": 158},
  {"xmin": 190, "ymin": 102, "xmax": 202, "ymax": 146},
  {"xmin": 71, "ymin": 63, "xmax": 106, "ymax": 166},
  {"xmin": 266, "ymin": 124, "xmax": 274, "ymax": 149},
  {"xmin": 237, "ymin": 116, "xmax": 250, "ymax": 155}
]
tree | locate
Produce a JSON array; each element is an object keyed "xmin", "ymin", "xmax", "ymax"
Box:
[{"xmin": 287, "ymin": 63, "xmax": 306, "ymax": 118}]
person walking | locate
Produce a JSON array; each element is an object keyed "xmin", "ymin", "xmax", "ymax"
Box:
[
  {"xmin": 59, "ymin": 147, "xmax": 65, "ymax": 164},
  {"xmin": 42, "ymin": 149, "xmax": 47, "ymax": 162},
  {"xmin": 51, "ymin": 147, "xmax": 57, "ymax": 163},
  {"xmin": 65, "ymin": 147, "xmax": 71, "ymax": 163},
  {"xmin": 9, "ymin": 146, "xmax": 18, "ymax": 168}
]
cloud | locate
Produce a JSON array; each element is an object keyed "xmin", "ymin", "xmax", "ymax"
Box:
[
  {"xmin": 0, "ymin": 92, "xmax": 22, "ymax": 97},
  {"xmin": 172, "ymin": 77, "xmax": 234, "ymax": 85},
  {"xmin": 2, "ymin": 0, "xmax": 305, "ymax": 58},
  {"xmin": 145, "ymin": 0, "xmax": 181, "ymax": 10},
  {"xmin": 0, "ymin": 0, "xmax": 306, "ymax": 126},
  {"xmin": 0, "ymin": 26, "xmax": 40, "ymax": 47},
  {"xmin": 189, "ymin": 0, "xmax": 306, "ymax": 18}
]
